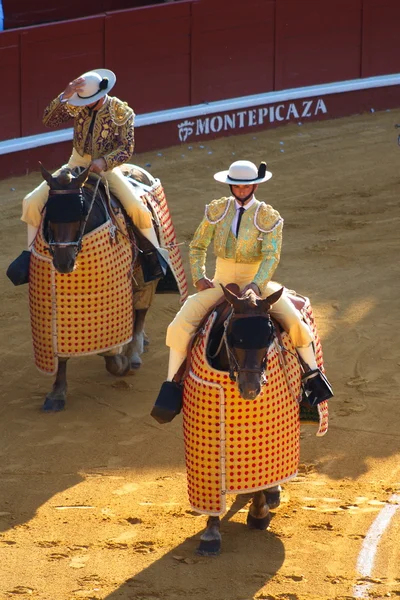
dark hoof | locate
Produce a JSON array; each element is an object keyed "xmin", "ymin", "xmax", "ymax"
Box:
[
  {"xmin": 43, "ymin": 396, "xmax": 65, "ymax": 412},
  {"xmin": 196, "ymin": 539, "xmax": 221, "ymax": 556},
  {"xmin": 247, "ymin": 511, "xmax": 271, "ymax": 530},
  {"xmin": 104, "ymin": 355, "xmax": 130, "ymax": 377},
  {"xmin": 265, "ymin": 490, "xmax": 281, "ymax": 509}
]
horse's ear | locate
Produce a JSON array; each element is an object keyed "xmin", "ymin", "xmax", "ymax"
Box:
[
  {"xmin": 74, "ymin": 166, "xmax": 91, "ymax": 188},
  {"xmin": 221, "ymin": 283, "xmax": 240, "ymax": 307},
  {"xmin": 257, "ymin": 287, "xmax": 284, "ymax": 312},
  {"xmin": 39, "ymin": 162, "xmax": 54, "ymax": 186}
]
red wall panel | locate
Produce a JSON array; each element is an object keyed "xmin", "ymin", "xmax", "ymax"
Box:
[
  {"xmin": 20, "ymin": 16, "xmax": 105, "ymax": 137},
  {"xmin": 362, "ymin": 0, "xmax": 400, "ymax": 77},
  {"xmin": 3, "ymin": 1, "xmax": 158, "ymax": 29},
  {"xmin": 0, "ymin": 32, "xmax": 21, "ymax": 140},
  {"xmin": 275, "ymin": 0, "xmax": 362, "ymax": 90},
  {"xmin": 191, "ymin": 0, "xmax": 275, "ymax": 104},
  {"xmin": 105, "ymin": 2, "xmax": 192, "ymax": 116}
]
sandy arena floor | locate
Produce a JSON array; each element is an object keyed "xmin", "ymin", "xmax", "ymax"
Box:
[{"xmin": 0, "ymin": 109, "xmax": 399, "ymax": 600}]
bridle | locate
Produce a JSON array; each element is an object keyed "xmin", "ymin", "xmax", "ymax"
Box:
[
  {"xmin": 222, "ymin": 310, "xmax": 275, "ymax": 384},
  {"xmin": 46, "ymin": 177, "xmax": 102, "ymax": 258}
]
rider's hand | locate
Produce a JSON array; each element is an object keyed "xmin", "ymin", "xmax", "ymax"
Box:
[
  {"xmin": 61, "ymin": 77, "xmax": 86, "ymax": 101},
  {"xmin": 241, "ymin": 282, "xmax": 261, "ymax": 296},
  {"xmin": 90, "ymin": 158, "xmax": 107, "ymax": 174},
  {"xmin": 195, "ymin": 277, "xmax": 215, "ymax": 292}
]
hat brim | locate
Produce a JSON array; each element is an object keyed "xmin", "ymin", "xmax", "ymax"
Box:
[
  {"xmin": 213, "ymin": 170, "xmax": 273, "ymax": 184},
  {"xmin": 68, "ymin": 69, "xmax": 117, "ymax": 107}
]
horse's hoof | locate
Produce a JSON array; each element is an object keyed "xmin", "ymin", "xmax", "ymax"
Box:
[
  {"xmin": 129, "ymin": 355, "xmax": 142, "ymax": 370},
  {"xmin": 196, "ymin": 539, "xmax": 221, "ymax": 556},
  {"xmin": 247, "ymin": 511, "xmax": 271, "ymax": 530},
  {"xmin": 265, "ymin": 490, "xmax": 281, "ymax": 509},
  {"xmin": 104, "ymin": 355, "xmax": 130, "ymax": 377},
  {"xmin": 43, "ymin": 396, "xmax": 65, "ymax": 412}
]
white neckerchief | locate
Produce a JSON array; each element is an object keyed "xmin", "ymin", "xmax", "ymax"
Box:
[{"xmin": 231, "ymin": 196, "xmax": 256, "ymax": 235}]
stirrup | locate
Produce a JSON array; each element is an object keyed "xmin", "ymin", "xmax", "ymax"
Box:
[
  {"xmin": 150, "ymin": 380, "xmax": 183, "ymax": 424},
  {"xmin": 301, "ymin": 369, "xmax": 333, "ymax": 406}
]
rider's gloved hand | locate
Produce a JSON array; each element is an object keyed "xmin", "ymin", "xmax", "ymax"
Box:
[
  {"xmin": 90, "ymin": 158, "xmax": 107, "ymax": 175},
  {"xmin": 195, "ymin": 277, "xmax": 215, "ymax": 292}
]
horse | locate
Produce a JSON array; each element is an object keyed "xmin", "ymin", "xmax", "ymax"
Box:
[
  {"xmin": 29, "ymin": 163, "xmax": 167, "ymax": 412},
  {"xmin": 181, "ymin": 283, "xmax": 329, "ymax": 556}
]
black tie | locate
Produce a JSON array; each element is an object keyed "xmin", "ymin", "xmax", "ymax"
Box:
[{"xmin": 235, "ymin": 206, "xmax": 245, "ymax": 238}]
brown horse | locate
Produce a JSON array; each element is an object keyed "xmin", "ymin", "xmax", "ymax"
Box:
[
  {"xmin": 32, "ymin": 164, "xmax": 160, "ymax": 411},
  {"xmin": 183, "ymin": 284, "xmax": 303, "ymax": 556}
]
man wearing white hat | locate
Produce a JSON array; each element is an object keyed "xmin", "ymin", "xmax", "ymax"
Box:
[
  {"xmin": 21, "ymin": 69, "xmax": 160, "ymax": 250},
  {"xmin": 155, "ymin": 159, "xmax": 333, "ymax": 414}
]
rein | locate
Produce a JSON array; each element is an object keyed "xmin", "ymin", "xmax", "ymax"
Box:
[
  {"xmin": 222, "ymin": 311, "xmax": 272, "ymax": 384},
  {"xmin": 47, "ymin": 177, "xmax": 102, "ymax": 257}
]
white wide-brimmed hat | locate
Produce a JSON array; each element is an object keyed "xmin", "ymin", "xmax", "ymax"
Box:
[
  {"xmin": 214, "ymin": 160, "xmax": 272, "ymax": 185},
  {"xmin": 68, "ymin": 68, "xmax": 116, "ymax": 106}
]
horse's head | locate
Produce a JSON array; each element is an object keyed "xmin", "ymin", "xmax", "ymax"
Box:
[
  {"xmin": 41, "ymin": 163, "xmax": 95, "ymax": 273},
  {"xmin": 221, "ymin": 284, "xmax": 284, "ymax": 400}
]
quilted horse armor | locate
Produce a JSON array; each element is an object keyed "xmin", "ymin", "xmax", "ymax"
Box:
[{"xmin": 182, "ymin": 294, "xmax": 329, "ymax": 516}]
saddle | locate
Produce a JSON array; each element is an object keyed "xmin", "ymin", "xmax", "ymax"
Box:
[
  {"xmin": 84, "ymin": 173, "xmax": 168, "ymax": 285},
  {"xmin": 184, "ymin": 284, "xmax": 320, "ymax": 424}
]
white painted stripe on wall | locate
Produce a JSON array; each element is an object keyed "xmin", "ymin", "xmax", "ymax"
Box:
[
  {"xmin": 353, "ymin": 493, "xmax": 400, "ymax": 598},
  {"xmin": 1, "ymin": 73, "xmax": 400, "ymax": 156}
]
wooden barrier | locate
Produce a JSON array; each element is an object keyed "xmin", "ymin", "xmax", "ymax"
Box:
[
  {"xmin": 361, "ymin": 0, "xmax": 400, "ymax": 77},
  {"xmin": 191, "ymin": 0, "xmax": 275, "ymax": 104},
  {"xmin": 105, "ymin": 3, "xmax": 192, "ymax": 115},
  {"xmin": 0, "ymin": 31, "xmax": 20, "ymax": 140},
  {"xmin": 0, "ymin": 0, "xmax": 400, "ymax": 178},
  {"xmin": 275, "ymin": 0, "xmax": 363, "ymax": 89},
  {"xmin": 19, "ymin": 16, "xmax": 105, "ymax": 137}
]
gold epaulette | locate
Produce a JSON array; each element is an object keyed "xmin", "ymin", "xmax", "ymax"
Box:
[
  {"xmin": 255, "ymin": 202, "xmax": 283, "ymax": 233},
  {"xmin": 109, "ymin": 97, "xmax": 135, "ymax": 126},
  {"xmin": 205, "ymin": 197, "xmax": 231, "ymax": 224}
]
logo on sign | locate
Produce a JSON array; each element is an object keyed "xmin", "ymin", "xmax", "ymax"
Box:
[
  {"xmin": 178, "ymin": 120, "xmax": 195, "ymax": 142},
  {"xmin": 176, "ymin": 99, "xmax": 328, "ymax": 141}
]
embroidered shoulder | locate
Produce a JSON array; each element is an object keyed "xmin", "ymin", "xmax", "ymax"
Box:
[
  {"xmin": 254, "ymin": 203, "xmax": 283, "ymax": 233},
  {"xmin": 109, "ymin": 97, "xmax": 135, "ymax": 126},
  {"xmin": 205, "ymin": 197, "xmax": 231, "ymax": 224}
]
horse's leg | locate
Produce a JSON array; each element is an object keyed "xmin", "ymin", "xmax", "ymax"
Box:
[
  {"xmin": 100, "ymin": 346, "xmax": 130, "ymax": 377},
  {"xmin": 43, "ymin": 358, "xmax": 69, "ymax": 412},
  {"xmin": 196, "ymin": 516, "xmax": 221, "ymax": 556},
  {"xmin": 247, "ymin": 491, "xmax": 271, "ymax": 530},
  {"xmin": 143, "ymin": 330, "xmax": 150, "ymax": 348},
  {"xmin": 125, "ymin": 308, "xmax": 147, "ymax": 370},
  {"xmin": 102, "ymin": 348, "xmax": 130, "ymax": 377},
  {"xmin": 264, "ymin": 485, "xmax": 282, "ymax": 509}
]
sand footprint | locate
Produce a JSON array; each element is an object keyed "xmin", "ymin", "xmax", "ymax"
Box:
[{"xmin": 7, "ymin": 586, "xmax": 35, "ymax": 595}]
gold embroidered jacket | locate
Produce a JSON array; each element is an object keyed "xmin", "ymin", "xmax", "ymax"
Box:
[
  {"xmin": 189, "ymin": 197, "xmax": 283, "ymax": 294},
  {"xmin": 42, "ymin": 95, "xmax": 135, "ymax": 171}
]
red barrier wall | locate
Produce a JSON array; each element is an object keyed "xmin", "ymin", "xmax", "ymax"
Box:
[
  {"xmin": 3, "ymin": 0, "xmax": 157, "ymax": 29},
  {"xmin": 20, "ymin": 16, "xmax": 105, "ymax": 137},
  {"xmin": 362, "ymin": 0, "xmax": 400, "ymax": 77},
  {"xmin": 0, "ymin": 0, "xmax": 399, "ymax": 151},
  {"xmin": 191, "ymin": 0, "xmax": 275, "ymax": 104},
  {"xmin": 105, "ymin": 3, "xmax": 192, "ymax": 115},
  {"xmin": 0, "ymin": 31, "xmax": 21, "ymax": 140},
  {"xmin": 275, "ymin": 0, "xmax": 362, "ymax": 89}
]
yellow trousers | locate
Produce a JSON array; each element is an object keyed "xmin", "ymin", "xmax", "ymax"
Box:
[
  {"xmin": 21, "ymin": 150, "xmax": 152, "ymax": 229},
  {"xmin": 166, "ymin": 258, "xmax": 313, "ymax": 354}
]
